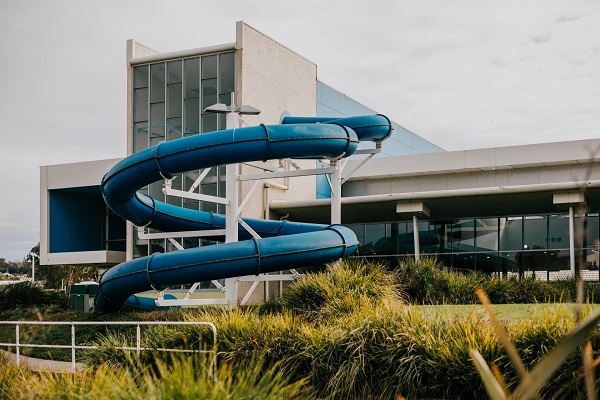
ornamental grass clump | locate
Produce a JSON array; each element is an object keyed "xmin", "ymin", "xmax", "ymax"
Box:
[
  {"xmin": 0, "ymin": 354, "xmax": 318, "ymax": 400},
  {"xmin": 396, "ymin": 256, "xmax": 564, "ymax": 304},
  {"xmin": 279, "ymin": 258, "xmax": 405, "ymax": 322}
]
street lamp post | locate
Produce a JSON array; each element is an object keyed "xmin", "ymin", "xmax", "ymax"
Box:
[
  {"xmin": 29, "ymin": 253, "xmax": 35, "ymax": 283},
  {"xmin": 204, "ymin": 93, "xmax": 260, "ymax": 308}
]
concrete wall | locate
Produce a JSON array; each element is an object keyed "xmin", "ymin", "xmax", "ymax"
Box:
[
  {"xmin": 236, "ymin": 22, "xmax": 318, "ymax": 220},
  {"xmin": 233, "ymin": 22, "xmax": 319, "ymax": 303}
]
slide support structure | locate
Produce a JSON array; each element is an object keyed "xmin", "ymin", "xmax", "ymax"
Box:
[{"xmin": 96, "ymin": 112, "xmax": 392, "ymax": 312}]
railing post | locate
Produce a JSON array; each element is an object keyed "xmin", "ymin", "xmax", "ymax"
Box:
[
  {"xmin": 15, "ymin": 324, "xmax": 20, "ymax": 367},
  {"xmin": 71, "ymin": 324, "xmax": 76, "ymax": 373},
  {"xmin": 136, "ymin": 324, "xmax": 141, "ymax": 356}
]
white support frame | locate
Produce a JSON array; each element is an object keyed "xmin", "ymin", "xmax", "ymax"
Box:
[
  {"xmin": 138, "ymin": 104, "xmax": 383, "ymax": 308},
  {"xmin": 239, "ymin": 166, "xmax": 336, "ymax": 181}
]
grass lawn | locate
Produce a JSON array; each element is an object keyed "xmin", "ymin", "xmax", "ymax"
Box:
[{"xmin": 415, "ymin": 302, "xmax": 600, "ymax": 322}]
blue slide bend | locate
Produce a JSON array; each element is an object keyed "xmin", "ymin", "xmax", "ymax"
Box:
[{"xmin": 96, "ymin": 115, "xmax": 392, "ymax": 312}]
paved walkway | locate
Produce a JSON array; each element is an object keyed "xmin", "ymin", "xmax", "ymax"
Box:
[{"xmin": 1, "ymin": 350, "xmax": 86, "ymax": 373}]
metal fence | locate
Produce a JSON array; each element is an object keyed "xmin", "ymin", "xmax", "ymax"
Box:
[{"xmin": 0, "ymin": 321, "xmax": 217, "ymax": 373}]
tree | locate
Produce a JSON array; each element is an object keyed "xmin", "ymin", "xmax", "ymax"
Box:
[
  {"xmin": 25, "ymin": 243, "xmax": 97, "ymax": 293},
  {"xmin": 25, "ymin": 243, "xmax": 39, "ymax": 264}
]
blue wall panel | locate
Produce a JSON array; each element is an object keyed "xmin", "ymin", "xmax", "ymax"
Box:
[{"xmin": 49, "ymin": 187, "xmax": 105, "ymax": 253}]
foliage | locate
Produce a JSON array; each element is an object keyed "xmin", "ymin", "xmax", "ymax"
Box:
[
  {"xmin": 26, "ymin": 241, "xmax": 98, "ymax": 294},
  {"xmin": 470, "ymin": 290, "xmax": 600, "ymax": 399},
  {"xmin": 278, "ymin": 258, "xmax": 405, "ymax": 322},
  {"xmin": 36, "ymin": 264, "xmax": 98, "ymax": 293},
  {"xmin": 0, "ymin": 282, "xmax": 64, "ymax": 311},
  {"xmin": 3, "ymin": 259, "xmax": 600, "ymax": 398},
  {"xmin": 396, "ymin": 256, "xmax": 563, "ymax": 304},
  {"xmin": 0, "ymin": 353, "xmax": 318, "ymax": 400}
]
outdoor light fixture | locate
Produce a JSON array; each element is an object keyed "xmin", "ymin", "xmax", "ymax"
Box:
[{"xmin": 204, "ymin": 103, "xmax": 261, "ymax": 115}]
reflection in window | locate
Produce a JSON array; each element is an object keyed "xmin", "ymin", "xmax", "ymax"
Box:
[
  {"xmin": 429, "ymin": 222, "xmax": 450, "ymax": 253},
  {"xmin": 585, "ymin": 213, "xmax": 599, "ymax": 249},
  {"xmin": 364, "ymin": 224, "xmax": 386, "ymax": 255},
  {"xmin": 475, "ymin": 218, "xmax": 499, "ymax": 251},
  {"xmin": 202, "ymin": 55, "xmax": 217, "ymax": 79},
  {"xmin": 219, "ymin": 52, "xmax": 235, "ymax": 94},
  {"xmin": 150, "ymin": 63, "xmax": 165, "ymax": 103},
  {"xmin": 524, "ymin": 216, "xmax": 547, "ymax": 250},
  {"xmin": 548, "ymin": 215, "xmax": 569, "ymax": 249},
  {"xmin": 451, "ymin": 219, "xmax": 475, "ymax": 253},
  {"xmin": 184, "ymin": 58, "xmax": 200, "ymax": 99},
  {"xmin": 500, "ymin": 217, "xmax": 522, "ymax": 251},
  {"xmin": 134, "ymin": 65, "xmax": 148, "ymax": 89}
]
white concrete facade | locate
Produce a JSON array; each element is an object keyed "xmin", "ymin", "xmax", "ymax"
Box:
[
  {"xmin": 40, "ymin": 158, "xmax": 126, "ymax": 266},
  {"xmin": 271, "ymin": 138, "xmax": 600, "ymax": 224}
]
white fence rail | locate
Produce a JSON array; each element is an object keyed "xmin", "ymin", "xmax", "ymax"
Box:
[{"xmin": 0, "ymin": 321, "xmax": 217, "ymax": 373}]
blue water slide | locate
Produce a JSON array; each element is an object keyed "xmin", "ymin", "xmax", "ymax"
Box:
[{"xmin": 96, "ymin": 115, "xmax": 392, "ymax": 312}]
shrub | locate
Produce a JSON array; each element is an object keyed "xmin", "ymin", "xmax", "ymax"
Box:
[
  {"xmin": 395, "ymin": 256, "xmax": 449, "ymax": 304},
  {"xmin": 0, "ymin": 282, "xmax": 64, "ymax": 311},
  {"xmin": 396, "ymin": 257, "xmax": 567, "ymax": 304},
  {"xmin": 279, "ymin": 258, "xmax": 405, "ymax": 322}
]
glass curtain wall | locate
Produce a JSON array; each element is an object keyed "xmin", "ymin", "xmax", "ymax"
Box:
[
  {"xmin": 348, "ymin": 212, "xmax": 600, "ymax": 281},
  {"xmin": 131, "ymin": 52, "xmax": 235, "ymax": 265}
]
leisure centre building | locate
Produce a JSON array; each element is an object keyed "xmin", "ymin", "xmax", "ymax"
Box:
[{"xmin": 39, "ymin": 22, "xmax": 600, "ymax": 305}]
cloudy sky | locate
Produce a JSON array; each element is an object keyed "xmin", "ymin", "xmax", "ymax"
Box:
[{"xmin": 0, "ymin": 0, "xmax": 598, "ymax": 261}]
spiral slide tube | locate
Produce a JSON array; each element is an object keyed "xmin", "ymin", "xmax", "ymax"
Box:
[{"xmin": 96, "ymin": 115, "xmax": 392, "ymax": 312}]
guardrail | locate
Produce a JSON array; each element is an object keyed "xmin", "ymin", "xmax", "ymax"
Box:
[{"xmin": 0, "ymin": 321, "xmax": 217, "ymax": 373}]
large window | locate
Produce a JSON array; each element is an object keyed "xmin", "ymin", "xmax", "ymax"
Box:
[
  {"xmin": 131, "ymin": 52, "xmax": 235, "ymax": 262},
  {"xmin": 347, "ymin": 212, "xmax": 600, "ymax": 281}
]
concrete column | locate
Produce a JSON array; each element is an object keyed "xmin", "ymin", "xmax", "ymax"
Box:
[
  {"xmin": 331, "ymin": 161, "xmax": 342, "ymax": 225},
  {"xmin": 413, "ymin": 215, "xmax": 421, "ymax": 262}
]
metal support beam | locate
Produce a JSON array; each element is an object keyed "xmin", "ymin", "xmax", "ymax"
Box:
[
  {"xmin": 137, "ymin": 228, "xmax": 226, "ymax": 240},
  {"xmin": 237, "ymin": 217, "xmax": 261, "ymax": 240},
  {"xmin": 341, "ymin": 145, "xmax": 380, "ymax": 184},
  {"xmin": 239, "ymin": 166, "xmax": 336, "ymax": 181},
  {"xmin": 188, "ymin": 168, "xmax": 212, "ymax": 193},
  {"xmin": 155, "ymin": 298, "xmax": 228, "ymax": 306},
  {"xmin": 164, "ymin": 185, "xmax": 229, "ymax": 205},
  {"xmin": 237, "ymin": 180, "xmax": 261, "ymax": 217},
  {"xmin": 167, "ymin": 238, "xmax": 184, "ymax": 251},
  {"xmin": 238, "ymin": 274, "xmax": 296, "ymax": 282},
  {"xmin": 240, "ymin": 281, "xmax": 260, "ymax": 306}
]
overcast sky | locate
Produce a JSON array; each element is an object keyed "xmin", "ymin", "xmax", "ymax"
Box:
[{"xmin": 0, "ymin": 0, "xmax": 598, "ymax": 261}]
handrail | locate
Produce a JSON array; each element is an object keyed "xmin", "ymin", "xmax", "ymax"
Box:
[{"xmin": 0, "ymin": 321, "xmax": 217, "ymax": 373}]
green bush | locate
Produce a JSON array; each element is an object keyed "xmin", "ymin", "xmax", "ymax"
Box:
[
  {"xmin": 279, "ymin": 258, "xmax": 405, "ymax": 322},
  {"xmin": 396, "ymin": 257, "xmax": 565, "ymax": 304},
  {"xmin": 0, "ymin": 282, "xmax": 64, "ymax": 311}
]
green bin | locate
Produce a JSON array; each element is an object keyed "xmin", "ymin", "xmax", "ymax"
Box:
[{"xmin": 69, "ymin": 282, "xmax": 99, "ymax": 312}]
